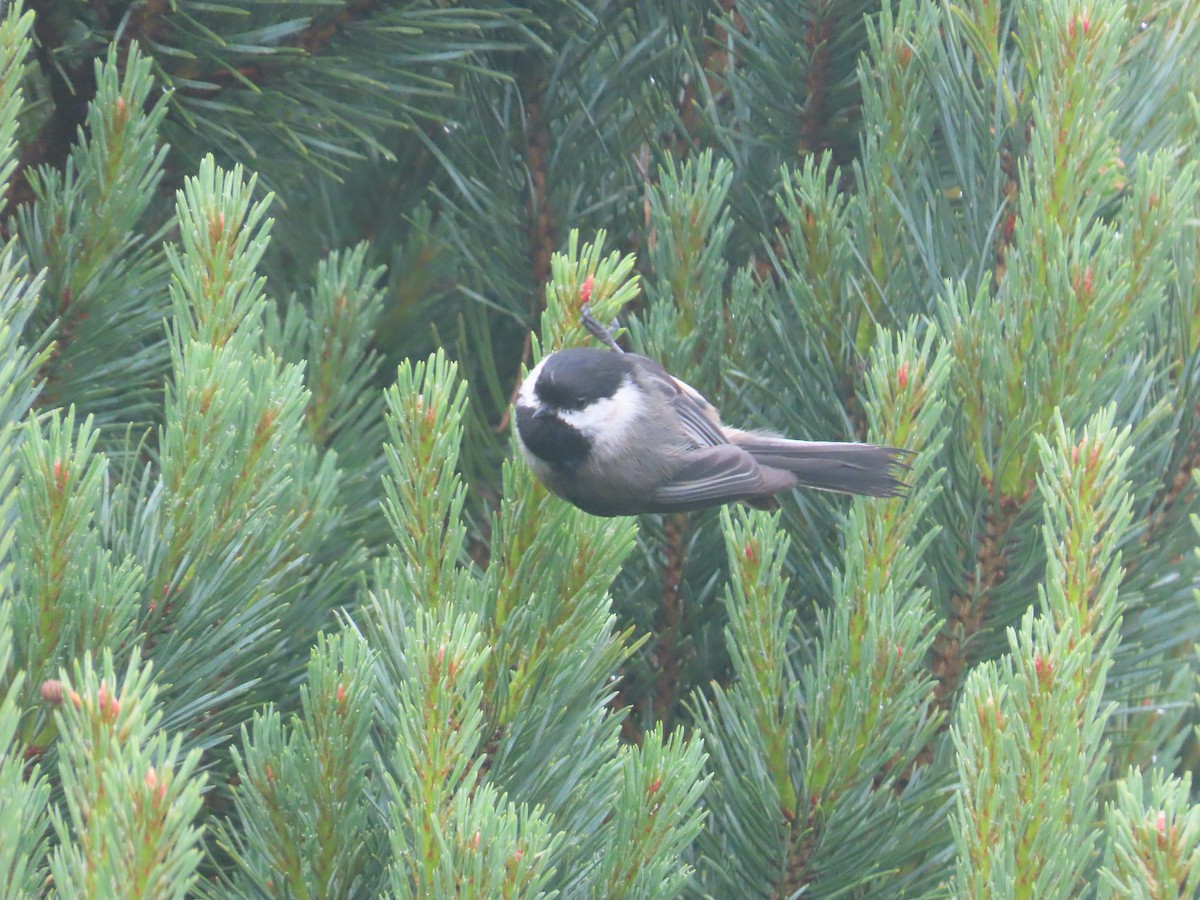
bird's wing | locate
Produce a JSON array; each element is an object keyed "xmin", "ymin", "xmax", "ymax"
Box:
[
  {"xmin": 630, "ymin": 355, "xmax": 727, "ymax": 448},
  {"xmin": 645, "ymin": 445, "xmax": 793, "ymax": 513}
]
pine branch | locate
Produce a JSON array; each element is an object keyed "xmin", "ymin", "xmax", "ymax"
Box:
[
  {"xmin": 1099, "ymin": 766, "xmax": 1200, "ymax": 898},
  {"xmin": 651, "ymin": 512, "xmax": 688, "ymax": 724},
  {"xmin": 11, "ymin": 408, "xmax": 143, "ymax": 752},
  {"xmin": 18, "ymin": 42, "xmax": 171, "ymax": 431},
  {"xmin": 48, "ymin": 650, "xmax": 207, "ymax": 897},
  {"xmin": 951, "ymin": 408, "xmax": 1135, "ymax": 896},
  {"xmin": 0, "ymin": 604, "xmax": 52, "ymax": 899},
  {"xmin": 212, "ymin": 630, "xmax": 381, "ymax": 898},
  {"xmin": 788, "ymin": 323, "xmax": 950, "ymax": 895}
]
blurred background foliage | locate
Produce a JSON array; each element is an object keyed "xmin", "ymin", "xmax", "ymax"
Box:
[{"xmin": 2, "ymin": 0, "xmax": 1200, "ymax": 895}]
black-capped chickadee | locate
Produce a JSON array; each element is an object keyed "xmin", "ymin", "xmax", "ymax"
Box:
[{"xmin": 514, "ymin": 347, "xmax": 908, "ymax": 516}]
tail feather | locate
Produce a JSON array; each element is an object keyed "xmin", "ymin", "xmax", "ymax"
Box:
[{"xmin": 732, "ymin": 435, "xmax": 910, "ymax": 498}]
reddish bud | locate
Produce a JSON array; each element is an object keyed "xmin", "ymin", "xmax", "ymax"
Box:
[
  {"xmin": 209, "ymin": 211, "xmax": 226, "ymax": 246},
  {"xmin": 1072, "ymin": 444, "xmax": 1079, "ymax": 466},
  {"xmin": 897, "ymin": 362, "xmax": 909, "ymax": 390},
  {"xmin": 436, "ymin": 645, "xmax": 445, "ymax": 668},
  {"xmin": 514, "ymin": 849, "xmax": 524, "ymax": 863},
  {"xmin": 70, "ymin": 690, "xmax": 82, "ymax": 709},
  {"xmin": 98, "ymin": 682, "xmax": 107, "ymax": 710},
  {"xmin": 744, "ymin": 541, "xmax": 758, "ymax": 563},
  {"xmin": 1083, "ymin": 266, "xmax": 1093, "ymax": 294},
  {"xmin": 1081, "ymin": 16, "xmax": 1090, "ymax": 35},
  {"xmin": 1156, "ymin": 810, "xmax": 1167, "ymax": 835},
  {"xmin": 471, "ymin": 832, "xmax": 481, "ymax": 851},
  {"xmin": 336, "ymin": 683, "xmax": 346, "ymax": 703},
  {"xmin": 265, "ymin": 764, "xmax": 275, "ymax": 783},
  {"xmin": 580, "ymin": 275, "xmax": 595, "ymax": 305},
  {"xmin": 1034, "ymin": 654, "xmax": 1054, "ymax": 687},
  {"xmin": 1089, "ymin": 444, "xmax": 1101, "ymax": 469},
  {"xmin": 41, "ymin": 679, "xmax": 64, "ymax": 705},
  {"xmin": 648, "ymin": 778, "xmax": 662, "ymax": 796},
  {"xmin": 146, "ymin": 767, "xmax": 158, "ymax": 793}
]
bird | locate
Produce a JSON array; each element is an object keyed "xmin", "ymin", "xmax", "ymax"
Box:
[{"xmin": 514, "ymin": 346, "xmax": 908, "ymax": 517}]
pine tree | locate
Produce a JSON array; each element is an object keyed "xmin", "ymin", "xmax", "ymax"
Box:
[{"xmin": 1, "ymin": 0, "xmax": 1199, "ymax": 896}]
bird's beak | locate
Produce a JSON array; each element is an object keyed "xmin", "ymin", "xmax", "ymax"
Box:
[{"xmin": 533, "ymin": 404, "xmax": 554, "ymax": 420}]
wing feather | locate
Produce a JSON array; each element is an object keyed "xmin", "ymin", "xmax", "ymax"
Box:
[
  {"xmin": 646, "ymin": 445, "xmax": 793, "ymax": 513},
  {"xmin": 630, "ymin": 355, "xmax": 727, "ymax": 447}
]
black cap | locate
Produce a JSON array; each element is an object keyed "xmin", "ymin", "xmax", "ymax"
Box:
[{"xmin": 535, "ymin": 348, "xmax": 631, "ymax": 411}]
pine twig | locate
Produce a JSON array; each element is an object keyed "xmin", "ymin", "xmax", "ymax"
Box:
[
  {"xmin": 930, "ymin": 497, "xmax": 1020, "ymax": 709},
  {"xmin": 652, "ymin": 512, "xmax": 689, "ymax": 725},
  {"xmin": 493, "ymin": 75, "xmax": 556, "ymax": 433}
]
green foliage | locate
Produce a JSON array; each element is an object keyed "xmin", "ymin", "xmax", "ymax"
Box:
[
  {"xmin": 1, "ymin": 0, "xmax": 1200, "ymax": 896},
  {"xmin": 11, "ymin": 407, "xmax": 143, "ymax": 747},
  {"xmin": 362, "ymin": 301, "xmax": 702, "ymax": 896},
  {"xmin": 213, "ymin": 630, "xmax": 380, "ymax": 898},
  {"xmin": 1099, "ymin": 766, "xmax": 1200, "ymax": 899},
  {"xmin": 0, "ymin": 604, "xmax": 51, "ymax": 899},
  {"xmin": 952, "ymin": 409, "xmax": 1134, "ymax": 896},
  {"xmin": 17, "ymin": 42, "xmax": 171, "ymax": 431},
  {"xmin": 49, "ymin": 650, "xmax": 206, "ymax": 898}
]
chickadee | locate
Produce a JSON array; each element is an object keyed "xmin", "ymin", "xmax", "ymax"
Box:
[{"xmin": 514, "ymin": 347, "xmax": 908, "ymax": 516}]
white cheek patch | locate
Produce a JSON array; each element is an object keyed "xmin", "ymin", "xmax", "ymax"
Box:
[
  {"xmin": 557, "ymin": 379, "xmax": 645, "ymax": 457},
  {"xmin": 518, "ymin": 357, "xmax": 548, "ymax": 408}
]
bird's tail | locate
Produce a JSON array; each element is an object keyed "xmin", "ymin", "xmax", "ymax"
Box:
[{"xmin": 733, "ymin": 435, "xmax": 910, "ymax": 498}]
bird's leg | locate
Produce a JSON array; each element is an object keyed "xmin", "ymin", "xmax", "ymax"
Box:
[{"xmin": 581, "ymin": 306, "xmax": 624, "ymax": 353}]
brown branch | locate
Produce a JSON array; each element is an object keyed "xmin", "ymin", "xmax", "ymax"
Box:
[
  {"xmin": 672, "ymin": 0, "xmax": 739, "ymax": 157},
  {"xmin": 782, "ymin": 816, "xmax": 817, "ymax": 896},
  {"xmin": 494, "ymin": 74, "xmax": 554, "ymax": 433},
  {"xmin": 651, "ymin": 512, "xmax": 689, "ymax": 725},
  {"xmin": 930, "ymin": 496, "xmax": 1020, "ymax": 709},
  {"xmin": 798, "ymin": 10, "xmax": 834, "ymax": 158}
]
